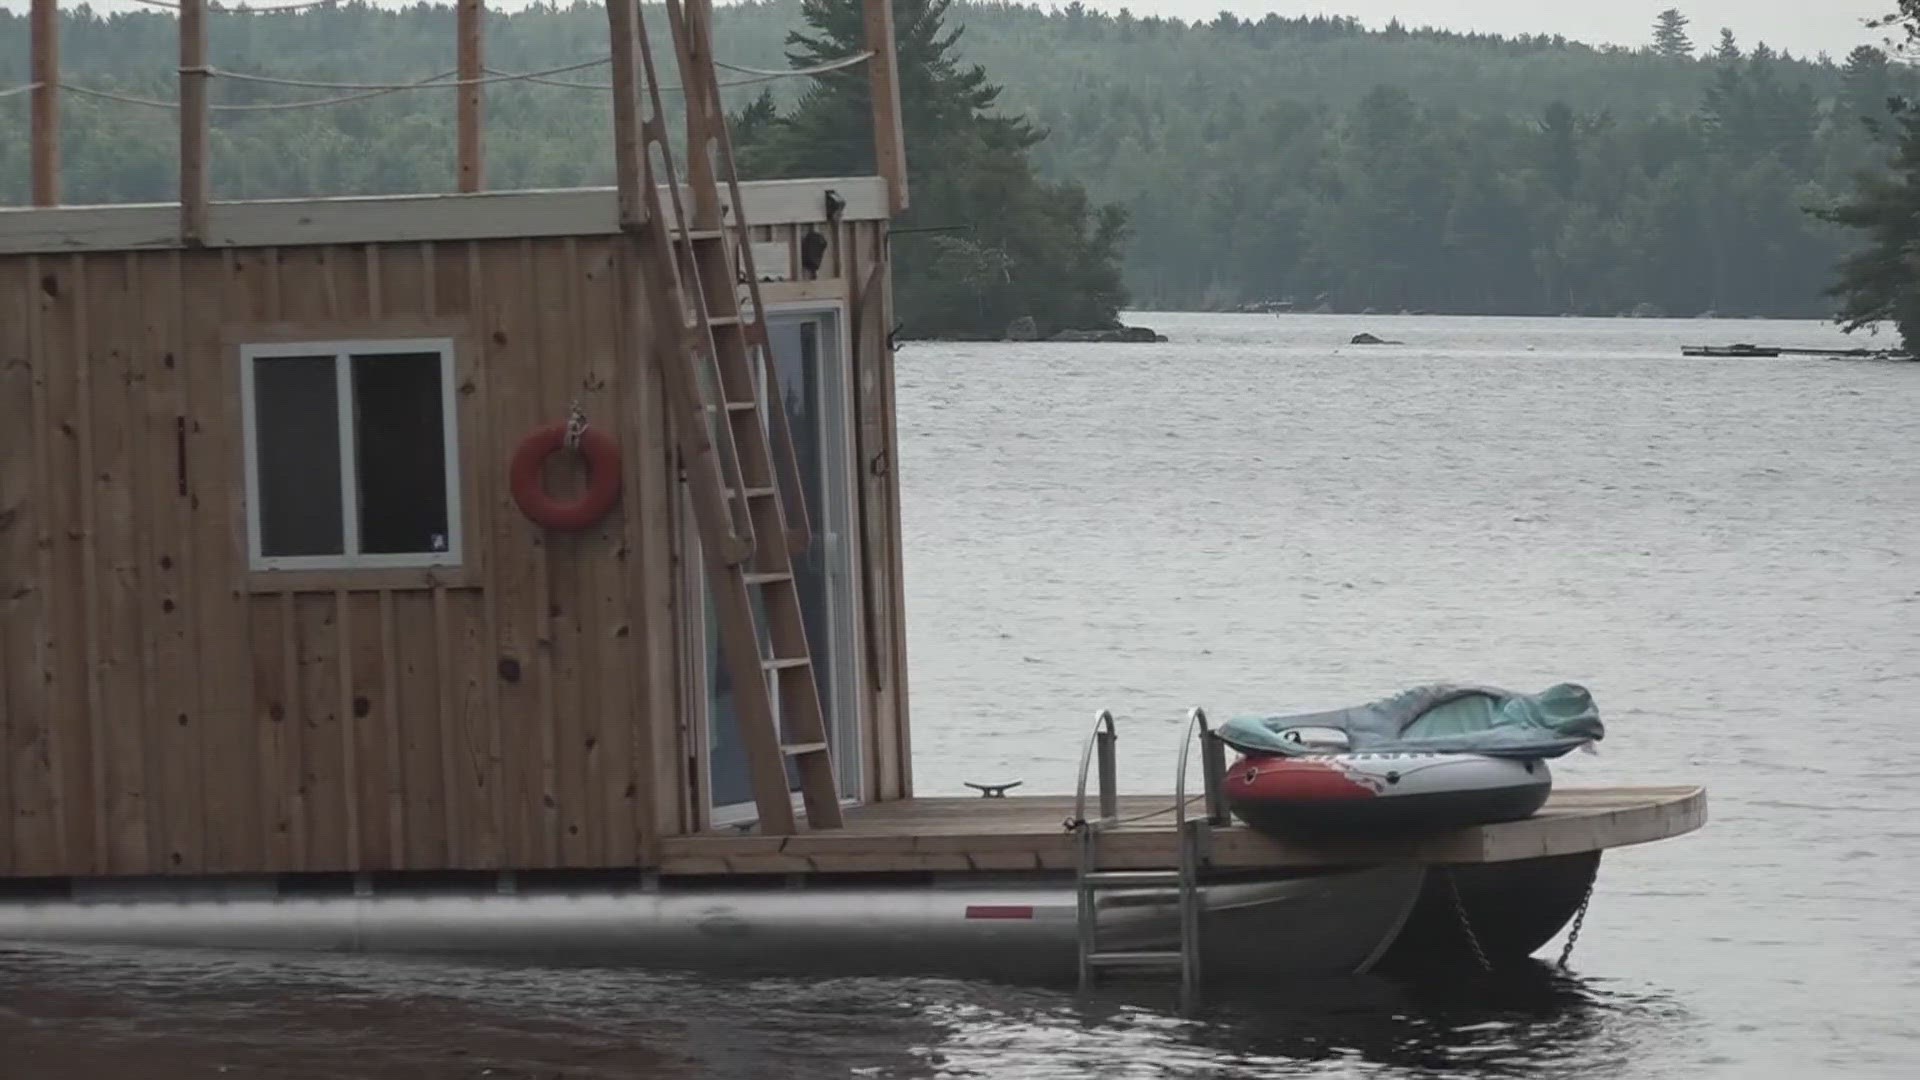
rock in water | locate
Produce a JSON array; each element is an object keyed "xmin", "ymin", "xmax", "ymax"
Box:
[{"xmin": 1350, "ymin": 332, "xmax": 1402, "ymax": 345}]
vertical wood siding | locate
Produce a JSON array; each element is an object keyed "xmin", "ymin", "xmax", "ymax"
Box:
[{"xmin": 0, "ymin": 221, "xmax": 910, "ymax": 878}]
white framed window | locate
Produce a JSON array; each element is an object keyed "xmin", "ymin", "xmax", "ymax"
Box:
[{"xmin": 239, "ymin": 337, "xmax": 463, "ymax": 572}]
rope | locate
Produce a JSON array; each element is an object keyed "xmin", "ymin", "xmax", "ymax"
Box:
[
  {"xmin": 56, "ymin": 82, "xmax": 182, "ymax": 110},
  {"xmin": 0, "ymin": 81, "xmax": 45, "ymax": 100},
  {"xmin": 55, "ymin": 70, "xmax": 460, "ymax": 112},
  {"xmin": 203, "ymin": 57, "xmax": 610, "ymax": 91},
  {"xmin": 715, "ymin": 52, "xmax": 874, "ymax": 79},
  {"xmin": 46, "ymin": 50, "xmax": 874, "ymax": 115},
  {"xmin": 485, "ymin": 64, "xmax": 868, "ymax": 94},
  {"xmin": 1063, "ymin": 793, "xmax": 1205, "ymax": 832}
]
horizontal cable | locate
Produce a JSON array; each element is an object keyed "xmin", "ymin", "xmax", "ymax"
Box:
[
  {"xmin": 57, "ymin": 82, "xmax": 181, "ymax": 109},
  {"xmin": 0, "ymin": 81, "xmax": 46, "ymax": 100},
  {"xmin": 200, "ymin": 57, "xmax": 609, "ymax": 91},
  {"xmin": 490, "ymin": 50, "xmax": 875, "ymax": 93},
  {"xmin": 714, "ymin": 52, "xmax": 873, "ymax": 78},
  {"xmin": 50, "ymin": 50, "xmax": 876, "ymax": 113}
]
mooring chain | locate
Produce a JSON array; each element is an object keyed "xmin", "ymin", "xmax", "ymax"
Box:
[
  {"xmin": 1446, "ymin": 869, "xmax": 1493, "ymax": 973},
  {"xmin": 1557, "ymin": 875, "xmax": 1596, "ymax": 969}
]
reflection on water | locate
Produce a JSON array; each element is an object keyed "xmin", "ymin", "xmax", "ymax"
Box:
[{"xmin": 1, "ymin": 943, "xmax": 1693, "ymax": 1080}]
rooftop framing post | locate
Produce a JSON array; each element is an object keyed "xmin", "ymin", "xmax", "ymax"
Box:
[
  {"xmin": 862, "ymin": 0, "xmax": 908, "ymax": 215},
  {"xmin": 30, "ymin": 0, "xmax": 58, "ymax": 206},
  {"xmin": 179, "ymin": 0, "xmax": 210, "ymax": 243},
  {"xmin": 605, "ymin": 0, "xmax": 648, "ymax": 229},
  {"xmin": 457, "ymin": 0, "xmax": 484, "ymax": 192}
]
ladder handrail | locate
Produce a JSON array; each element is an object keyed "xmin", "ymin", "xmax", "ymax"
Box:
[
  {"xmin": 1174, "ymin": 706, "xmax": 1233, "ymax": 837},
  {"xmin": 1072, "ymin": 709, "xmax": 1119, "ymax": 829}
]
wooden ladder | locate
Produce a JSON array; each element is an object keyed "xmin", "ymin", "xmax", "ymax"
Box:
[{"xmin": 607, "ymin": 0, "xmax": 843, "ymax": 834}]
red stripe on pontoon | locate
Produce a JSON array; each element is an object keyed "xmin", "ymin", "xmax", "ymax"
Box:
[{"xmin": 964, "ymin": 905, "xmax": 1034, "ymax": 920}]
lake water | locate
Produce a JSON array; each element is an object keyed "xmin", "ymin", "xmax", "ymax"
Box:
[{"xmin": 6, "ymin": 313, "xmax": 1918, "ymax": 1078}]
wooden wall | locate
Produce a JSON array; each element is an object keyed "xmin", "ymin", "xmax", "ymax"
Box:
[{"xmin": 0, "ymin": 219, "xmax": 912, "ymax": 880}]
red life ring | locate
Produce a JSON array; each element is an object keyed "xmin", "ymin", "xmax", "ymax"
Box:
[{"xmin": 508, "ymin": 421, "xmax": 622, "ymax": 530}]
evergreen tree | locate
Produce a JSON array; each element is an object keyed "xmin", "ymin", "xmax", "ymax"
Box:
[
  {"xmin": 733, "ymin": 0, "xmax": 1129, "ymax": 336},
  {"xmin": 1651, "ymin": 8, "xmax": 1694, "ymax": 58},
  {"xmin": 1715, "ymin": 27, "xmax": 1741, "ymax": 61},
  {"xmin": 1815, "ymin": 2, "xmax": 1920, "ymax": 351}
]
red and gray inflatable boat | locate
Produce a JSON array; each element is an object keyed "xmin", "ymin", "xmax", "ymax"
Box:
[{"xmin": 1224, "ymin": 751, "xmax": 1553, "ymax": 837}]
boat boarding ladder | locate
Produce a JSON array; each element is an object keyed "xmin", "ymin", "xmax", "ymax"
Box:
[{"xmin": 1071, "ymin": 708, "xmax": 1231, "ymax": 1012}]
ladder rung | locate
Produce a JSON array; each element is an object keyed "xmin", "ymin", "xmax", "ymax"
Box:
[
  {"xmin": 1087, "ymin": 951, "xmax": 1184, "ymax": 968},
  {"xmin": 675, "ymin": 230, "xmax": 725, "ymax": 242},
  {"xmin": 781, "ymin": 741, "xmax": 829, "ymax": 756},
  {"xmin": 724, "ymin": 399, "xmax": 759, "ymax": 412},
  {"xmin": 762, "ymin": 656, "xmax": 811, "ymax": 672},
  {"xmin": 742, "ymin": 571, "xmax": 792, "ymax": 586},
  {"xmin": 1083, "ymin": 870, "xmax": 1183, "ymax": 888},
  {"xmin": 726, "ymin": 486, "xmax": 779, "ymax": 501}
]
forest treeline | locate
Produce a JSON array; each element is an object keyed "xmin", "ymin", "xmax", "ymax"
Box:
[{"xmin": 1, "ymin": 2, "xmax": 1913, "ymax": 319}]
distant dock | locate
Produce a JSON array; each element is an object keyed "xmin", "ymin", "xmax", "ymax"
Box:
[{"xmin": 1682, "ymin": 343, "xmax": 1912, "ymax": 359}]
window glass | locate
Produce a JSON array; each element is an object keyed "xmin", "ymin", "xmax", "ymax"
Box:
[
  {"xmin": 351, "ymin": 352, "xmax": 449, "ymax": 555},
  {"xmin": 254, "ymin": 355, "xmax": 344, "ymax": 558}
]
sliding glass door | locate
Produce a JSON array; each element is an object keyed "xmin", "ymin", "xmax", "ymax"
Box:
[{"xmin": 703, "ymin": 306, "xmax": 861, "ymax": 823}]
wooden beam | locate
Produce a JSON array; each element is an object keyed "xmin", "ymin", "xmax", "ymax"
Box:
[
  {"xmin": 30, "ymin": 0, "xmax": 58, "ymax": 206},
  {"xmin": 457, "ymin": 0, "xmax": 484, "ymax": 193},
  {"xmin": 654, "ymin": 787, "xmax": 1710, "ymax": 875},
  {"xmin": 604, "ymin": 0, "xmax": 647, "ymax": 229},
  {"xmin": 862, "ymin": 0, "xmax": 908, "ymax": 215},
  {"xmin": 0, "ymin": 178, "xmax": 891, "ymax": 256},
  {"xmin": 665, "ymin": 0, "xmax": 723, "ymax": 228},
  {"xmin": 178, "ymin": 0, "xmax": 210, "ymax": 243}
]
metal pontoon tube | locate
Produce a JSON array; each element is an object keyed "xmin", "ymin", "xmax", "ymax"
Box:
[{"xmin": 0, "ymin": 867, "xmax": 1427, "ymax": 984}]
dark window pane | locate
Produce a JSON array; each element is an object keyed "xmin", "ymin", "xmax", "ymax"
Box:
[
  {"xmin": 351, "ymin": 352, "xmax": 450, "ymax": 556},
  {"xmin": 254, "ymin": 355, "xmax": 344, "ymax": 558}
]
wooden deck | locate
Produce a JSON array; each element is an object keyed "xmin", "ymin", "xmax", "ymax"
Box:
[{"xmin": 656, "ymin": 785, "xmax": 1707, "ymax": 876}]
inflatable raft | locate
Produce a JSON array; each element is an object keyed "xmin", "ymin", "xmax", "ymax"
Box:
[
  {"xmin": 1224, "ymin": 751, "xmax": 1552, "ymax": 836},
  {"xmin": 1217, "ymin": 682, "xmax": 1603, "ymax": 838}
]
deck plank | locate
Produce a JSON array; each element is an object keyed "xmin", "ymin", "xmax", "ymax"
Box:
[{"xmin": 654, "ymin": 786, "xmax": 1706, "ymax": 875}]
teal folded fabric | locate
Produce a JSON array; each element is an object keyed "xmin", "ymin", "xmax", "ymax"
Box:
[{"xmin": 1217, "ymin": 683, "xmax": 1603, "ymax": 759}]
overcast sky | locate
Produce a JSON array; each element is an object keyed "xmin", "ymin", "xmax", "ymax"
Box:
[{"xmin": 2, "ymin": 2, "xmax": 1899, "ymax": 62}]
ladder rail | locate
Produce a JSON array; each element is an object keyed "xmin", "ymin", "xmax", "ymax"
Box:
[
  {"xmin": 607, "ymin": 0, "xmax": 844, "ymax": 834},
  {"xmin": 1173, "ymin": 706, "xmax": 1229, "ymax": 1012},
  {"xmin": 619, "ymin": 0, "xmax": 759, "ymax": 562},
  {"xmin": 1072, "ymin": 708, "xmax": 1119, "ymax": 829},
  {"xmin": 662, "ymin": 0, "xmax": 812, "ymax": 555},
  {"xmin": 1073, "ymin": 708, "xmax": 1118, "ymax": 990}
]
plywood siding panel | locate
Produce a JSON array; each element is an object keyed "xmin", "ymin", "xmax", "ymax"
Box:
[
  {"xmin": 481, "ymin": 239, "xmax": 556, "ymax": 869},
  {"xmin": 2, "ymin": 253, "xmax": 60, "ymax": 875},
  {"xmin": 35, "ymin": 255, "xmax": 104, "ymax": 875},
  {"xmin": 250, "ymin": 593, "xmax": 300, "ymax": 864},
  {"xmin": 64, "ymin": 255, "xmax": 153, "ymax": 873},
  {"xmin": 424, "ymin": 241, "xmax": 503, "ymax": 869},
  {"xmin": 537, "ymin": 239, "xmax": 592, "ymax": 866},
  {"xmin": 391, "ymin": 590, "xmax": 447, "ymax": 866},
  {"xmin": 613, "ymin": 239, "xmax": 682, "ymax": 852},
  {"xmin": 444, "ymin": 586, "xmax": 496, "ymax": 868},
  {"xmin": 196, "ymin": 249, "xmax": 262, "ymax": 873},
  {"xmin": 293, "ymin": 593, "xmax": 349, "ymax": 871},
  {"xmin": 344, "ymin": 594, "xmax": 393, "ymax": 869},
  {"xmin": 577, "ymin": 238, "xmax": 641, "ymax": 867},
  {"xmin": 124, "ymin": 251, "xmax": 204, "ymax": 874}
]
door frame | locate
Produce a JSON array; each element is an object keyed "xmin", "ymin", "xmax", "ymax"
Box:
[{"xmin": 685, "ymin": 299, "xmax": 867, "ymax": 830}]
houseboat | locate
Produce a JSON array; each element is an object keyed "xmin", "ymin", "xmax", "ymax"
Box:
[{"xmin": 0, "ymin": 0, "xmax": 1705, "ymax": 1007}]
